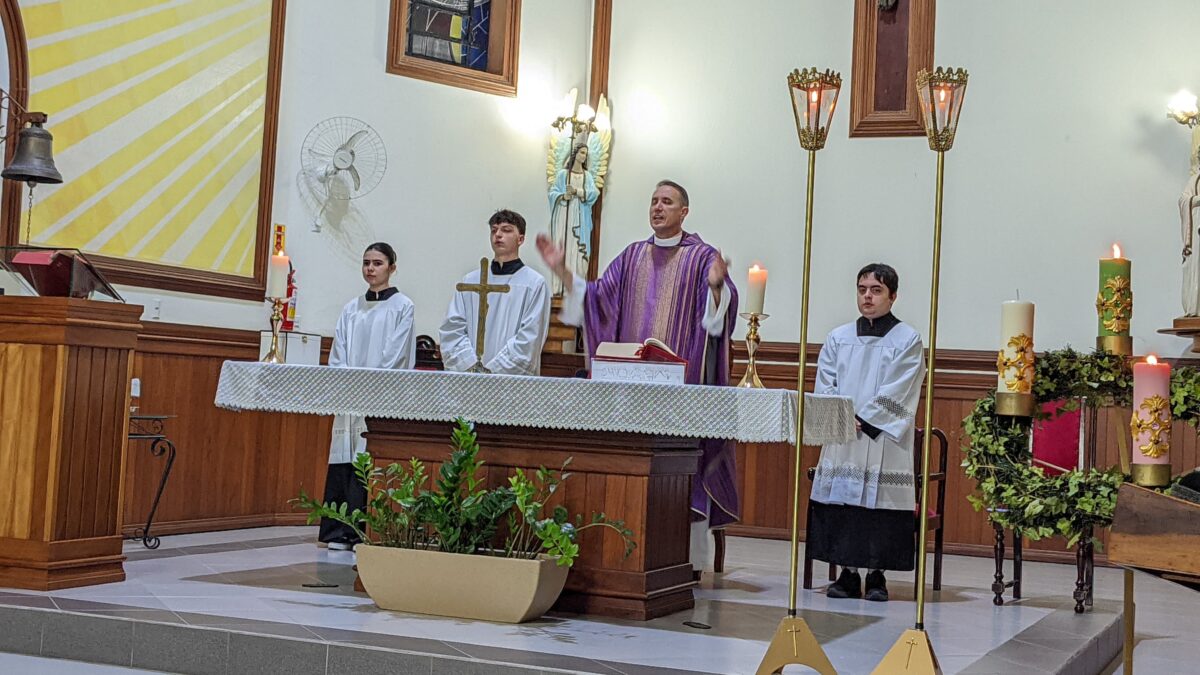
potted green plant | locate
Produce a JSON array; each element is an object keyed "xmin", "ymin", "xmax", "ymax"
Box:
[{"xmin": 293, "ymin": 419, "xmax": 635, "ymax": 623}]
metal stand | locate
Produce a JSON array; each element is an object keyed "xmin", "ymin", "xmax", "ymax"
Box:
[
  {"xmin": 737, "ymin": 312, "xmax": 768, "ymax": 388},
  {"xmin": 1123, "ymin": 569, "xmax": 1135, "ymax": 674},
  {"xmin": 990, "ymin": 520, "xmax": 1022, "ymax": 605},
  {"xmin": 129, "ymin": 415, "xmax": 177, "ymax": 550},
  {"xmin": 1074, "ymin": 525, "xmax": 1095, "ymax": 613},
  {"xmin": 262, "ymin": 299, "xmax": 285, "ymax": 364}
]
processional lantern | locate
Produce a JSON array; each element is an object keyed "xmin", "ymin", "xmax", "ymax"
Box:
[
  {"xmin": 873, "ymin": 66, "xmax": 969, "ymax": 675},
  {"xmin": 754, "ymin": 67, "xmax": 843, "ymax": 675}
]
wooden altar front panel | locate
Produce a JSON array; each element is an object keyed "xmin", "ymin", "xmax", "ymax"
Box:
[{"xmin": 365, "ymin": 419, "xmax": 701, "ymax": 621}]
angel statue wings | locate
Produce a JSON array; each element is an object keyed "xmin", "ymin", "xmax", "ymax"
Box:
[{"xmin": 547, "ymin": 94, "xmax": 611, "ymax": 296}]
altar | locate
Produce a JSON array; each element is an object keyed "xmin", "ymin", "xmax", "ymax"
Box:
[{"xmin": 214, "ymin": 362, "xmax": 812, "ymax": 620}]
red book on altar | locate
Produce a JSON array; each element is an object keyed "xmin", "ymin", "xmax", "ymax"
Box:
[
  {"xmin": 591, "ymin": 339, "xmax": 687, "ymax": 384},
  {"xmin": 1030, "ymin": 399, "xmax": 1085, "ymax": 476}
]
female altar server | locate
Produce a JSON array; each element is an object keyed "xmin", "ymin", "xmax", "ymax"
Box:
[{"xmin": 321, "ymin": 242, "xmax": 415, "ymax": 549}]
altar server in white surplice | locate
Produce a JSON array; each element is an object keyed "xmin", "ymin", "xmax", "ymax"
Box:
[
  {"xmin": 808, "ymin": 263, "xmax": 925, "ymax": 603},
  {"xmin": 440, "ymin": 209, "xmax": 550, "ymax": 375},
  {"xmin": 321, "ymin": 242, "xmax": 415, "ymax": 550}
]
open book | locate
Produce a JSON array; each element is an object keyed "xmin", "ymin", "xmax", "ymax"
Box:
[{"xmin": 594, "ymin": 338, "xmax": 685, "ymax": 363}]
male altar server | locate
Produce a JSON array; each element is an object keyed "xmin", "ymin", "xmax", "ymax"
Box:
[
  {"xmin": 440, "ymin": 209, "xmax": 551, "ymax": 375},
  {"xmin": 808, "ymin": 263, "xmax": 925, "ymax": 601},
  {"xmin": 537, "ymin": 180, "xmax": 738, "ymax": 574},
  {"xmin": 322, "ymin": 242, "xmax": 416, "ymax": 550}
]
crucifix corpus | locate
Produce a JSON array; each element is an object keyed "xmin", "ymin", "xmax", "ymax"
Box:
[{"xmin": 456, "ymin": 257, "xmax": 510, "ymax": 374}]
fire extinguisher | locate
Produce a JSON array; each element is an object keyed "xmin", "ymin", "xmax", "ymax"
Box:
[{"xmin": 282, "ymin": 266, "xmax": 297, "ymax": 331}]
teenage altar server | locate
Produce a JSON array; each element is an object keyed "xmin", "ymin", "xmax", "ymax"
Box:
[{"xmin": 322, "ymin": 242, "xmax": 415, "ymax": 550}]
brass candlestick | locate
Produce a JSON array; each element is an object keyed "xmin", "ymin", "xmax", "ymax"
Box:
[
  {"xmin": 738, "ymin": 312, "xmax": 769, "ymax": 388},
  {"xmin": 262, "ymin": 298, "xmax": 285, "ymax": 364}
]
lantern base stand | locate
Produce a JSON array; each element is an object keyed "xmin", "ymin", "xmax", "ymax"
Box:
[
  {"xmin": 1131, "ymin": 463, "xmax": 1171, "ymax": 488},
  {"xmin": 995, "ymin": 392, "xmax": 1036, "ymax": 417},
  {"xmin": 1096, "ymin": 335, "xmax": 1132, "ymax": 356},
  {"xmin": 871, "ymin": 628, "xmax": 941, "ymax": 675},
  {"xmin": 755, "ymin": 616, "xmax": 836, "ymax": 675}
]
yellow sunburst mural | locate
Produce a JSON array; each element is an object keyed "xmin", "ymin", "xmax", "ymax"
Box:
[{"xmin": 20, "ymin": 0, "xmax": 274, "ymax": 277}]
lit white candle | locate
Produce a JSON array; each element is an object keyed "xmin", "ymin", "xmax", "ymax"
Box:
[
  {"xmin": 747, "ymin": 264, "xmax": 768, "ymax": 314},
  {"xmin": 266, "ymin": 252, "xmax": 289, "ymax": 298},
  {"xmin": 997, "ymin": 300, "xmax": 1034, "ymax": 393}
]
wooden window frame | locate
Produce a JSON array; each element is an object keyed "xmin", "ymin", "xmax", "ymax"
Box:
[
  {"xmin": 0, "ymin": 0, "xmax": 288, "ymax": 301},
  {"xmin": 848, "ymin": 0, "xmax": 935, "ymax": 138},
  {"xmin": 386, "ymin": 0, "xmax": 521, "ymax": 98}
]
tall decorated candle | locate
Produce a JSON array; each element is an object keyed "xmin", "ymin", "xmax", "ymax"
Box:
[
  {"xmin": 1096, "ymin": 243, "xmax": 1132, "ymax": 355},
  {"xmin": 1130, "ymin": 355, "xmax": 1172, "ymax": 487},
  {"xmin": 995, "ymin": 300, "xmax": 1035, "ymax": 416},
  {"xmin": 746, "ymin": 265, "xmax": 768, "ymax": 315}
]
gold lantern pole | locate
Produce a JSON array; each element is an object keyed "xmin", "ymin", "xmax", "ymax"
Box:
[
  {"xmin": 873, "ymin": 66, "xmax": 969, "ymax": 675},
  {"xmin": 756, "ymin": 67, "xmax": 841, "ymax": 675}
]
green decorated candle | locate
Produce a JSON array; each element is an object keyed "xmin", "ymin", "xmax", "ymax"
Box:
[{"xmin": 1096, "ymin": 244, "xmax": 1131, "ymax": 338}]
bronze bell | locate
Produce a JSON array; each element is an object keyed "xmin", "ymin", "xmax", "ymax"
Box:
[{"xmin": 2, "ymin": 121, "xmax": 63, "ymax": 184}]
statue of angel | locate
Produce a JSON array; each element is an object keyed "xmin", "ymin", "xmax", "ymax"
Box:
[{"xmin": 547, "ymin": 95, "xmax": 611, "ymax": 296}]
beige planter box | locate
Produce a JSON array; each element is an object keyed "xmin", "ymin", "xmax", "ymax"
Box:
[{"xmin": 354, "ymin": 544, "xmax": 570, "ymax": 623}]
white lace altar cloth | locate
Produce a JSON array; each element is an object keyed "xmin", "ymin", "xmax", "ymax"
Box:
[{"xmin": 214, "ymin": 362, "xmax": 855, "ymax": 445}]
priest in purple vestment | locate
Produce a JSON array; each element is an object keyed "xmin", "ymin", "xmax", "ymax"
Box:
[{"xmin": 537, "ymin": 179, "xmax": 739, "ymax": 573}]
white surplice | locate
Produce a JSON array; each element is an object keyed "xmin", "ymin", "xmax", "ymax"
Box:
[
  {"xmin": 810, "ymin": 317, "xmax": 925, "ymax": 512},
  {"xmin": 439, "ymin": 264, "xmax": 551, "ymax": 375},
  {"xmin": 327, "ymin": 291, "xmax": 415, "ymax": 464}
]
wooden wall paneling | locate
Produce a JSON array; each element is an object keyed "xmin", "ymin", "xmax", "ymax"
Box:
[
  {"xmin": 727, "ymin": 340, "xmax": 1146, "ymax": 567},
  {"xmin": 121, "ymin": 323, "xmax": 334, "ymax": 538}
]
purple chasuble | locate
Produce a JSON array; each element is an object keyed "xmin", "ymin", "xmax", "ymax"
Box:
[{"xmin": 583, "ymin": 232, "xmax": 741, "ymax": 527}]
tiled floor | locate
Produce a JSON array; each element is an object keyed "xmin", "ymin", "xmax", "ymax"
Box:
[
  {"xmin": 0, "ymin": 527, "xmax": 1194, "ymax": 674},
  {"xmin": 0, "ymin": 653, "xmax": 168, "ymax": 674}
]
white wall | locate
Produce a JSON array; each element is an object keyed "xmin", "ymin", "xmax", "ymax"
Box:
[
  {"xmin": 602, "ymin": 1, "xmax": 1198, "ymax": 357},
  {"xmin": 126, "ymin": 0, "xmax": 593, "ymax": 336}
]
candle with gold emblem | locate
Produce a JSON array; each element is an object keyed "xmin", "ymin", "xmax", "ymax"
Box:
[
  {"xmin": 996, "ymin": 300, "xmax": 1035, "ymax": 416},
  {"xmin": 1096, "ymin": 244, "xmax": 1132, "ymax": 354},
  {"xmin": 1130, "ymin": 355, "xmax": 1172, "ymax": 487}
]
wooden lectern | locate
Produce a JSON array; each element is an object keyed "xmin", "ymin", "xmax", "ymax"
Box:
[{"xmin": 0, "ymin": 297, "xmax": 142, "ymax": 589}]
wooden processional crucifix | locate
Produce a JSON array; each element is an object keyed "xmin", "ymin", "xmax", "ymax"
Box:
[{"xmin": 456, "ymin": 257, "xmax": 510, "ymax": 374}]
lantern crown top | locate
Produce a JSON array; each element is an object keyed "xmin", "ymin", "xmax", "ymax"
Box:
[
  {"xmin": 916, "ymin": 66, "xmax": 969, "ymax": 89},
  {"xmin": 788, "ymin": 67, "xmax": 842, "ymax": 90}
]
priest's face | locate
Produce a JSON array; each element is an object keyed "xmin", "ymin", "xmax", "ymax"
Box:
[
  {"xmin": 362, "ymin": 250, "xmax": 394, "ymax": 289},
  {"xmin": 491, "ymin": 221, "xmax": 524, "ymax": 261},
  {"xmin": 857, "ymin": 273, "xmax": 896, "ymax": 319},
  {"xmin": 649, "ymin": 185, "xmax": 688, "ymax": 238}
]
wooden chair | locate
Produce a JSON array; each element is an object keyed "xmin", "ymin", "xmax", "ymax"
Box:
[
  {"xmin": 414, "ymin": 334, "xmax": 444, "ymax": 370},
  {"xmin": 801, "ymin": 426, "xmax": 948, "ymax": 592}
]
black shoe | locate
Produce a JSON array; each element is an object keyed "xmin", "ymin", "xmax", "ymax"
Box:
[
  {"xmin": 327, "ymin": 537, "xmax": 357, "ymax": 551},
  {"xmin": 827, "ymin": 569, "xmax": 862, "ymax": 599},
  {"xmin": 865, "ymin": 570, "xmax": 889, "ymax": 602}
]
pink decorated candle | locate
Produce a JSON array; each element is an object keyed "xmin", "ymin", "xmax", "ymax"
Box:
[{"xmin": 1131, "ymin": 355, "xmax": 1171, "ymax": 472}]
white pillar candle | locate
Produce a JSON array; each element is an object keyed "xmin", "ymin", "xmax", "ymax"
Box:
[
  {"xmin": 266, "ymin": 252, "xmax": 290, "ymax": 298},
  {"xmin": 998, "ymin": 300, "xmax": 1035, "ymax": 392},
  {"xmin": 746, "ymin": 264, "xmax": 768, "ymax": 314}
]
